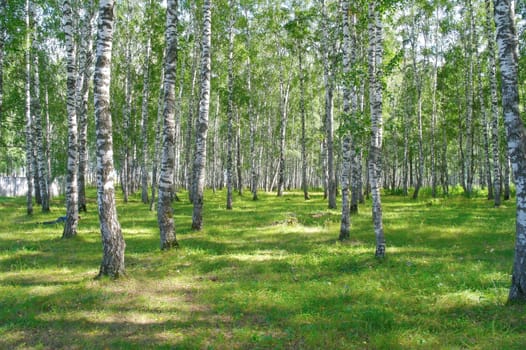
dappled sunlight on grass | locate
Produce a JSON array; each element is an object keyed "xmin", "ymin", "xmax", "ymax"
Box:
[{"xmin": 1, "ymin": 189, "xmax": 526, "ymax": 348}]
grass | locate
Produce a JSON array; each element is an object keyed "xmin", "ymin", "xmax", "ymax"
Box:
[{"xmin": 1, "ymin": 188, "xmax": 525, "ymax": 349}]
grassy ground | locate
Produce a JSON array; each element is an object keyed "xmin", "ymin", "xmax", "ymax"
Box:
[{"xmin": 1, "ymin": 188, "xmax": 525, "ymax": 349}]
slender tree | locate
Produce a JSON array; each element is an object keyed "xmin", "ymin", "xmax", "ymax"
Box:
[
  {"xmin": 298, "ymin": 49, "xmax": 309, "ymax": 201},
  {"xmin": 493, "ymin": 0, "xmax": 526, "ymax": 303},
  {"xmin": 368, "ymin": 0, "xmax": 386, "ymax": 258},
  {"xmin": 0, "ymin": 0, "xmax": 5, "ymax": 126},
  {"xmin": 140, "ymin": 3, "xmax": 152, "ymax": 204},
  {"xmin": 94, "ymin": 0, "xmax": 126, "ymax": 278},
  {"xmin": 62, "ymin": 0, "xmax": 79, "ymax": 238},
  {"xmin": 158, "ymin": 0, "xmax": 179, "ymax": 248},
  {"xmin": 244, "ymin": 7, "xmax": 259, "ymax": 201},
  {"xmin": 277, "ymin": 51, "xmax": 290, "ymax": 197},
  {"xmin": 486, "ymin": 0, "xmax": 501, "ymax": 207},
  {"xmin": 78, "ymin": 0, "xmax": 95, "ymax": 213},
  {"xmin": 321, "ymin": 0, "xmax": 336, "ymax": 209},
  {"xmin": 339, "ymin": 0, "xmax": 353, "ymax": 241},
  {"xmin": 226, "ymin": 0, "xmax": 234, "ymax": 209},
  {"xmin": 32, "ymin": 42, "xmax": 49, "ymax": 212},
  {"xmin": 150, "ymin": 59, "xmax": 165, "ymax": 211},
  {"xmin": 191, "ymin": 0, "xmax": 212, "ymax": 230},
  {"xmin": 25, "ymin": 0, "xmax": 33, "ymax": 215}
]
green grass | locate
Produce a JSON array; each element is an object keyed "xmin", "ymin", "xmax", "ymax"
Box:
[{"xmin": 1, "ymin": 188, "xmax": 525, "ymax": 349}]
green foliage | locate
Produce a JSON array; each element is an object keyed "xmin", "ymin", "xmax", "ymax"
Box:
[{"xmin": 0, "ymin": 189, "xmax": 525, "ymax": 348}]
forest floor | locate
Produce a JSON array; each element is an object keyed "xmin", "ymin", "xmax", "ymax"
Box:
[{"xmin": 1, "ymin": 188, "xmax": 525, "ymax": 349}]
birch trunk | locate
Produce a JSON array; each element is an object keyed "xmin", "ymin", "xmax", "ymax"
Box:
[
  {"xmin": 32, "ymin": 45, "xmax": 49, "ymax": 212},
  {"xmin": 339, "ymin": 0, "xmax": 355, "ymax": 240},
  {"xmin": 140, "ymin": 20, "xmax": 152, "ymax": 204},
  {"xmin": 299, "ymin": 50, "xmax": 309, "ymax": 200},
  {"xmin": 94, "ymin": 0, "xmax": 125, "ymax": 278},
  {"xmin": 191, "ymin": 0, "xmax": 211, "ymax": 230},
  {"xmin": 226, "ymin": 1, "xmax": 234, "ymax": 209},
  {"xmin": 478, "ymin": 56, "xmax": 494, "ymax": 200},
  {"xmin": 321, "ymin": 0, "xmax": 336, "ymax": 209},
  {"xmin": 236, "ymin": 109, "xmax": 243, "ymax": 196},
  {"xmin": 0, "ymin": 0, "xmax": 5, "ymax": 126},
  {"xmin": 150, "ymin": 65, "xmax": 164, "ymax": 211},
  {"xmin": 121, "ymin": 35, "xmax": 132, "ymax": 203},
  {"xmin": 62, "ymin": 0, "xmax": 79, "ymax": 238},
  {"xmin": 464, "ymin": 0, "xmax": 475, "ymax": 196},
  {"xmin": 77, "ymin": 0, "xmax": 94, "ymax": 213},
  {"xmin": 25, "ymin": 0, "xmax": 33, "ymax": 215},
  {"xmin": 368, "ymin": 1, "xmax": 386, "ymax": 258},
  {"xmin": 493, "ymin": 0, "xmax": 526, "ymax": 303},
  {"xmin": 431, "ymin": 8, "xmax": 440, "ymax": 198},
  {"xmin": 244, "ymin": 12, "xmax": 258, "ymax": 200},
  {"xmin": 486, "ymin": 0, "xmax": 501, "ymax": 207},
  {"xmin": 411, "ymin": 12, "xmax": 424, "ymax": 200},
  {"xmin": 277, "ymin": 56, "xmax": 290, "ymax": 197},
  {"xmin": 158, "ymin": 0, "xmax": 179, "ymax": 248}
]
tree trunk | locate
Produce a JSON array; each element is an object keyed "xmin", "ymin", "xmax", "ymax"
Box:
[
  {"xmin": 94, "ymin": 0, "xmax": 125, "ymax": 278},
  {"xmin": 121, "ymin": 34, "xmax": 132, "ymax": 203},
  {"xmin": 277, "ymin": 52, "xmax": 290, "ymax": 197},
  {"xmin": 493, "ymin": 0, "xmax": 526, "ymax": 303},
  {"xmin": 158, "ymin": 0, "xmax": 179, "ymax": 249},
  {"xmin": 368, "ymin": 1, "xmax": 386, "ymax": 258},
  {"xmin": 62, "ymin": 0, "xmax": 79, "ymax": 238},
  {"xmin": 478, "ymin": 55, "xmax": 494, "ymax": 200},
  {"xmin": 184, "ymin": 26, "xmax": 199, "ymax": 198},
  {"xmin": 411, "ymin": 13, "xmax": 424, "ymax": 200},
  {"xmin": 140, "ymin": 17, "xmax": 152, "ymax": 205},
  {"xmin": 298, "ymin": 50, "xmax": 309, "ymax": 201},
  {"xmin": 25, "ymin": 0, "xmax": 33, "ymax": 216},
  {"xmin": 236, "ymin": 109, "xmax": 243, "ymax": 196},
  {"xmin": 321, "ymin": 0, "xmax": 336, "ymax": 209},
  {"xmin": 32, "ymin": 45, "xmax": 49, "ymax": 212},
  {"xmin": 0, "ymin": 0, "xmax": 5, "ymax": 134},
  {"xmin": 486, "ymin": 0, "xmax": 501, "ymax": 207},
  {"xmin": 150, "ymin": 64, "xmax": 164, "ymax": 212},
  {"xmin": 464, "ymin": 0, "xmax": 475, "ymax": 197},
  {"xmin": 191, "ymin": 0, "xmax": 211, "ymax": 230},
  {"xmin": 339, "ymin": 0, "xmax": 355, "ymax": 240},
  {"xmin": 431, "ymin": 8, "xmax": 439, "ymax": 198},
  {"xmin": 77, "ymin": 0, "xmax": 94, "ymax": 213},
  {"xmin": 226, "ymin": 3, "xmax": 234, "ymax": 209}
]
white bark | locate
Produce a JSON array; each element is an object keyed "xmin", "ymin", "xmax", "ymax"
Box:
[
  {"xmin": 368, "ymin": 1, "xmax": 386, "ymax": 258},
  {"xmin": 25, "ymin": 0, "xmax": 33, "ymax": 215},
  {"xmin": 493, "ymin": 0, "xmax": 526, "ymax": 303},
  {"xmin": 158, "ymin": 0, "xmax": 179, "ymax": 248},
  {"xmin": 62, "ymin": 0, "xmax": 79, "ymax": 238},
  {"xmin": 94, "ymin": 0, "xmax": 126, "ymax": 278},
  {"xmin": 191, "ymin": 0, "xmax": 211, "ymax": 230},
  {"xmin": 486, "ymin": 0, "xmax": 501, "ymax": 207},
  {"xmin": 140, "ymin": 11, "xmax": 152, "ymax": 205}
]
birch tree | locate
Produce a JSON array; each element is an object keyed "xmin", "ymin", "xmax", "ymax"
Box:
[
  {"xmin": 32, "ymin": 40, "xmax": 49, "ymax": 212},
  {"xmin": 0, "ymin": 0, "xmax": 5, "ymax": 131},
  {"xmin": 486, "ymin": 0, "xmax": 501, "ymax": 207},
  {"xmin": 368, "ymin": 0, "xmax": 386, "ymax": 258},
  {"xmin": 78, "ymin": 0, "xmax": 95, "ymax": 213},
  {"xmin": 25, "ymin": 0, "xmax": 33, "ymax": 215},
  {"xmin": 339, "ymin": 0, "xmax": 353, "ymax": 241},
  {"xmin": 321, "ymin": 0, "xmax": 336, "ymax": 209},
  {"xmin": 493, "ymin": 0, "xmax": 526, "ymax": 303},
  {"xmin": 62, "ymin": 0, "xmax": 79, "ymax": 238},
  {"xmin": 158, "ymin": 0, "xmax": 179, "ymax": 249},
  {"xmin": 94, "ymin": 0, "xmax": 126, "ymax": 278},
  {"xmin": 140, "ymin": 3, "xmax": 152, "ymax": 204},
  {"xmin": 191, "ymin": 0, "xmax": 212, "ymax": 230},
  {"xmin": 226, "ymin": 0, "xmax": 234, "ymax": 209}
]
